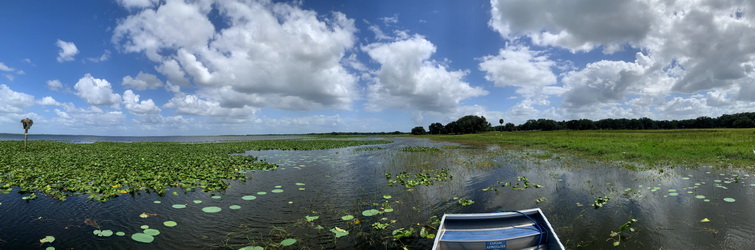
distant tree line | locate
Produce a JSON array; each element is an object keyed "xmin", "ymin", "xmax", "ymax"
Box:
[{"xmin": 412, "ymin": 112, "xmax": 755, "ymax": 135}]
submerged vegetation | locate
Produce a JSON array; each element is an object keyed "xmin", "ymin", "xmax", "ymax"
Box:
[
  {"xmin": 425, "ymin": 129, "xmax": 755, "ymax": 169},
  {"xmin": 0, "ymin": 139, "xmax": 389, "ymax": 201}
]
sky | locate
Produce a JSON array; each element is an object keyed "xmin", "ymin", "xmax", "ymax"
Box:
[{"xmin": 1, "ymin": 0, "xmax": 754, "ymax": 136}]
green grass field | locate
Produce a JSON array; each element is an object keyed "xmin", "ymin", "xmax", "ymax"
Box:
[{"xmin": 421, "ymin": 129, "xmax": 755, "ymax": 169}]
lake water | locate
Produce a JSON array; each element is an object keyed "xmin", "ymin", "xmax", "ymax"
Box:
[{"xmin": 1, "ymin": 136, "xmax": 754, "ymax": 249}]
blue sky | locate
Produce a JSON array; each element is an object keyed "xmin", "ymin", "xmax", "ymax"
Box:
[{"xmin": 1, "ymin": 0, "xmax": 754, "ymax": 136}]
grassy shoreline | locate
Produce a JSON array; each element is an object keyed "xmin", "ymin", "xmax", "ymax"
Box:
[{"xmin": 416, "ymin": 129, "xmax": 755, "ymax": 169}]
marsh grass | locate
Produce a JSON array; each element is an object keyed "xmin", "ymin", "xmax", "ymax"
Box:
[{"xmin": 421, "ymin": 129, "xmax": 755, "ymax": 169}]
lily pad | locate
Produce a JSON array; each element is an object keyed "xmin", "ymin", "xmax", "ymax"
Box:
[
  {"xmin": 341, "ymin": 215, "xmax": 354, "ymax": 220},
  {"xmin": 275, "ymin": 185, "xmax": 282, "ymax": 188},
  {"xmin": 305, "ymin": 215, "xmax": 319, "ymax": 222},
  {"xmin": 723, "ymin": 197, "xmax": 736, "ymax": 202},
  {"xmin": 163, "ymin": 221, "xmax": 177, "ymax": 227},
  {"xmin": 384, "ymin": 208, "xmax": 394, "ymax": 213},
  {"xmin": 140, "ymin": 225, "xmax": 149, "ymax": 229},
  {"xmin": 383, "ymin": 195, "xmax": 392, "ymax": 199},
  {"xmin": 131, "ymin": 233, "xmax": 154, "ymax": 243},
  {"xmin": 153, "ymin": 201, "xmax": 161, "ymax": 204},
  {"xmin": 239, "ymin": 246, "xmax": 264, "ymax": 250},
  {"xmin": 298, "ymin": 187, "xmax": 306, "ymax": 191},
  {"xmin": 271, "ymin": 189, "xmax": 284, "ymax": 193},
  {"xmin": 695, "ymin": 195, "xmax": 706, "ymax": 199},
  {"xmin": 211, "ymin": 195, "xmax": 221, "ymax": 199},
  {"xmin": 362, "ymin": 209, "xmax": 380, "ymax": 217},
  {"xmin": 280, "ymin": 238, "xmax": 297, "ymax": 246},
  {"xmin": 202, "ymin": 206, "xmax": 222, "ymax": 213},
  {"xmin": 668, "ymin": 192, "xmax": 679, "ymax": 196},
  {"xmin": 94, "ymin": 229, "xmax": 113, "ymax": 237},
  {"xmin": 242, "ymin": 195, "xmax": 257, "ymax": 200},
  {"xmin": 116, "ymin": 232, "xmax": 126, "ymax": 236},
  {"xmin": 701, "ymin": 218, "xmax": 710, "ymax": 222},
  {"xmin": 40, "ymin": 236, "xmax": 55, "ymax": 244},
  {"xmin": 229, "ymin": 205, "xmax": 241, "ymax": 210},
  {"xmin": 330, "ymin": 227, "xmax": 349, "ymax": 238},
  {"xmin": 295, "ymin": 183, "xmax": 305, "ymax": 186},
  {"xmin": 143, "ymin": 228, "xmax": 160, "ymax": 236},
  {"xmin": 193, "ymin": 200, "xmax": 203, "ymax": 204},
  {"xmin": 257, "ymin": 192, "xmax": 267, "ymax": 195},
  {"xmin": 172, "ymin": 204, "xmax": 187, "ymax": 209}
]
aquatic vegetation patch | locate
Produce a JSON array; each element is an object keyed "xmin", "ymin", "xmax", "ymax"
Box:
[
  {"xmin": 0, "ymin": 139, "xmax": 388, "ymax": 201},
  {"xmin": 593, "ymin": 196, "xmax": 611, "ymax": 209},
  {"xmin": 385, "ymin": 168, "xmax": 452, "ymax": 188},
  {"xmin": 330, "ymin": 227, "xmax": 349, "ymax": 238},
  {"xmin": 608, "ymin": 218, "xmax": 638, "ymax": 247}
]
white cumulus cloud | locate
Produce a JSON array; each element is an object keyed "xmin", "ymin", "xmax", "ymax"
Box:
[
  {"xmin": 479, "ymin": 45, "xmax": 557, "ymax": 87},
  {"xmin": 114, "ymin": 0, "xmax": 359, "ymax": 112},
  {"xmin": 123, "ymin": 90, "xmax": 160, "ymax": 114},
  {"xmin": 37, "ymin": 96, "xmax": 61, "ymax": 106},
  {"xmin": 0, "ymin": 84, "xmax": 35, "ymax": 113},
  {"xmin": 363, "ymin": 34, "xmax": 487, "ymax": 113},
  {"xmin": 56, "ymin": 39, "xmax": 79, "ymax": 62},
  {"xmin": 73, "ymin": 74, "xmax": 122, "ymax": 108},
  {"xmin": 122, "ymin": 71, "xmax": 164, "ymax": 90}
]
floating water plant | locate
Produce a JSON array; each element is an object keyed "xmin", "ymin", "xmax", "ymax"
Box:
[
  {"xmin": 242, "ymin": 195, "xmax": 257, "ymax": 200},
  {"xmin": 116, "ymin": 232, "xmax": 126, "ymax": 236},
  {"xmin": 239, "ymin": 246, "xmax": 264, "ymax": 250},
  {"xmin": 458, "ymin": 198, "xmax": 474, "ymax": 206},
  {"xmin": 153, "ymin": 201, "xmax": 161, "ymax": 204},
  {"xmin": 230, "ymin": 205, "xmax": 241, "ymax": 210},
  {"xmin": 193, "ymin": 200, "xmax": 203, "ymax": 204},
  {"xmin": 341, "ymin": 215, "xmax": 354, "ymax": 221},
  {"xmin": 280, "ymin": 238, "xmax": 296, "ymax": 246},
  {"xmin": 171, "ymin": 204, "xmax": 187, "ymax": 209},
  {"xmin": 0, "ymin": 139, "xmax": 387, "ymax": 201},
  {"xmin": 723, "ymin": 198, "xmax": 736, "ymax": 202},
  {"xmin": 40, "ymin": 236, "xmax": 55, "ymax": 244},
  {"xmin": 211, "ymin": 195, "xmax": 221, "ymax": 199},
  {"xmin": 93, "ymin": 230, "xmax": 114, "ymax": 237},
  {"xmin": 143, "ymin": 228, "xmax": 160, "ymax": 236},
  {"xmin": 257, "ymin": 192, "xmax": 267, "ymax": 195},
  {"xmin": 163, "ymin": 221, "xmax": 177, "ymax": 227},
  {"xmin": 131, "ymin": 233, "xmax": 154, "ymax": 243},
  {"xmin": 305, "ymin": 215, "xmax": 319, "ymax": 222},
  {"xmin": 383, "ymin": 195, "xmax": 392, "ymax": 199},
  {"xmin": 271, "ymin": 189, "xmax": 284, "ymax": 193},
  {"xmin": 392, "ymin": 228, "xmax": 414, "ymax": 240},
  {"xmin": 592, "ymin": 196, "xmax": 610, "ymax": 209},
  {"xmin": 386, "ymin": 168, "xmax": 452, "ymax": 188},
  {"xmin": 202, "ymin": 206, "xmax": 222, "ymax": 213},
  {"xmin": 362, "ymin": 209, "xmax": 380, "ymax": 216},
  {"xmin": 330, "ymin": 227, "xmax": 349, "ymax": 238},
  {"xmin": 295, "ymin": 183, "xmax": 305, "ymax": 186}
]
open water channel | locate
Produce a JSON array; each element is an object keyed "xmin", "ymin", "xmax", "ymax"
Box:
[{"xmin": 1, "ymin": 136, "xmax": 754, "ymax": 249}]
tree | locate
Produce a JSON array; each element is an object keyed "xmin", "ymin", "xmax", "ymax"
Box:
[
  {"xmin": 411, "ymin": 126, "xmax": 427, "ymax": 135},
  {"xmin": 733, "ymin": 117, "xmax": 755, "ymax": 128},
  {"xmin": 428, "ymin": 123, "xmax": 444, "ymax": 134},
  {"xmin": 498, "ymin": 119, "xmax": 504, "ymax": 131}
]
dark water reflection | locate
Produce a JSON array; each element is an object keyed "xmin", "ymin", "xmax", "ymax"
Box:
[{"xmin": 1, "ymin": 137, "xmax": 754, "ymax": 249}]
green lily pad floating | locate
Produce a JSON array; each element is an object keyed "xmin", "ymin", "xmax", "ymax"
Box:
[
  {"xmin": 383, "ymin": 195, "xmax": 392, "ymax": 199},
  {"xmin": 298, "ymin": 187, "xmax": 305, "ymax": 191},
  {"xmin": 305, "ymin": 215, "xmax": 319, "ymax": 222},
  {"xmin": 153, "ymin": 201, "xmax": 161, "ymax": 204},
  {"xmin": 668, "ymin": 189, "xmax": 677, "ymax": 192},
  {"xmin": 131, "ymin": 233, "xmax": 154, "ymax": 243},
  {"xmin": 229, "ymin": 205, "xmax": 241, "ymax": 210},
  {"xmin": 330, "ymin": 227, "xmax": 349, "ymax": 238},
  {"xmin": 295, "ymin": 183, "xmax": 305, "ymax": 186},
  {"xmin": 714, "ymin": 180, "xmax": 722, "ymax": 183},
  {"xmin": 682, "ymin": 177, "xmax": 690, "ymax": 180},
  {"xmin": 695, "ymin": 195, "xmax": 706, "ymax": 199},
  {"xmin": 280, "ymin": 238, "xmax": 297, "ymax": 246},
  {"xmin": 384, "ymin": 208, "xmax": 394, "ymax": 213},
  {"xmin": 116, "ymin": 232, "xmax": 126, "ymax": 236},
  {"xmin": 239, "ymin": 246, "xmax": 264, "ymax": 250},
  {"xmin": 163, "ymin": 221, "xmax": 177, "ymax": 227},
  {"xmin": 46, "ymin": 247, "xmax": 54, "ymax": 250},
  {"xmin": 271, "ymin": 189, "xmax": 284, "ymax": 193},
  {"xmin": 242, "ymin": 195, "xmax": 257, "ymax": 200},
  {"xmin": 668, "ymin": 192, "xmax": 679, "ymax": 197},
  {"xmin": 172, "ymin": 191, "xmax": 179, "ymax": 196},
  {"xmin": 202, "ymin": 206, "xmax": 222, "ymax": 213},
  {"xmin": 143, "ymin": 228, "xmax": 160, "ymax": 236},
  {"xmin": 212, "ymin": 195, "xmax": 222, "ymax": 199},
  {"xmin": 93, "ymin": 229, "xmax": 113, "ymax": 237},
  {"xmin": 257, "ymin": 192, "xmax": 267, "ymax": 195},
  {"xmin": 341, "ymin": 215, "xmax": 354, "ymax": 221},
  {"xmin": 193, "ymin": 200, "xmax": 203, "ymax": 204},
  {"xmin": 362, "ymin": 209, "xmax": 380, "ymax": 217},
  {"xmin": 275, "ymin": 185, "xmax": 282, "ymax": 188},
  {"xmin": 140, "ymin": 225, "xmax": 149, "ymax": 229},
  {"xmin": 40, "ymin": 236, "xmax": 55, "ymax": 243},
  {"xmin": 723, "ymin": 198, "xmax": 736, "ymax": 203},
  {"xmin": 172, "ymin": 204, "xmax": 187, "ymax": 209}
]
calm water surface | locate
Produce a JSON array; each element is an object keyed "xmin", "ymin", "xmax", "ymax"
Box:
[{"xmin": 0, "ymin": 136, "xmax": 753, "ymax": 249}]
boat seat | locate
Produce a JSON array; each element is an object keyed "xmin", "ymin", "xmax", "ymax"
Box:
[{"xmin": 440, "ymin": 225, "xmax": 540, "ymax": 242}]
